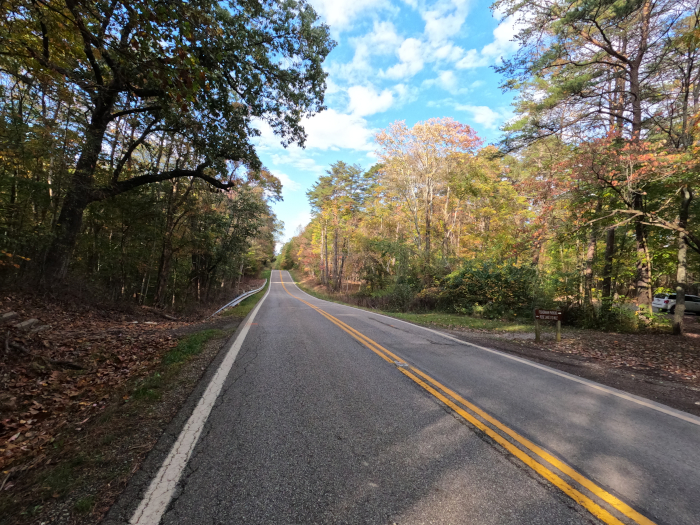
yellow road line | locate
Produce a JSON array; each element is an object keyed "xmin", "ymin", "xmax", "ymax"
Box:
[
  {"xmin": 397, "ymin": 367, "xmax": 625, "ymax": 525},
  {"xmin": 406, "ymin": 367, "xmax": 655, "ymax": 525},
  {"xmin": 278, "ymin": 279, "xmax": 394, "ymax": 363},
  {"xmin": 277, "ymin": 272, "xmax": 655, "ymax": 525}
]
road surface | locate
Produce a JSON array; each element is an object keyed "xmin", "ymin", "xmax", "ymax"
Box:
[{"xmin": 128, "ymin": 270, "xmax": 700, "ymax": 525}]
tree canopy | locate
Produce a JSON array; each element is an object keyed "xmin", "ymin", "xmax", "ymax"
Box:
[{"xmin": 0, "ymin": 0, "xmax": 334, "ymax": 279}]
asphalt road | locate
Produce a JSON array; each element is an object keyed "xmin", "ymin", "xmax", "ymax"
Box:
[{"xmin": 131, "ymin": 270, "xmax": 700, "ymax": 525}]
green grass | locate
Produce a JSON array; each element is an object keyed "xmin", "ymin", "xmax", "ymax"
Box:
[
  {"xmin": 164, "ymin": 329, "xmax": 225, "ymax": 365},
  {"xmin": 132, "ymin": 372, "xmax": 164, "ymax": 401},
  {"xmin": 222, "ymin": 269, "xmax": 271, "ymax": 318},
  {"xmin": 42, "ymin": 454, "xmax": 87, "ymax": 497},
  {"xmin": 288, "ymin": 268, "xmax": 540, "ymax": 333},
  {"xmin": 383, "ymin": 311, "xmax": 533, "ymax": 332},
  {"xmin": 132, "ymin": 272, "xmax": 270, "ymax": 401},
  {"xmin": 130, "ymin": 327, "xmax": 226, "ymax": 403},
  {"xmin": 74, "ymin": 496, "xmax": 95, "ymax": 514}
]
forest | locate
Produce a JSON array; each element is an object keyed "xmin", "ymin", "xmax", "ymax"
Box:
[
  {"xmin": 280, "ymin": 0, "xmax": 700, "ymax": 333},
  {"xmin": 0, "ymin": 0, "xmax": 334, "ymax": 309}
]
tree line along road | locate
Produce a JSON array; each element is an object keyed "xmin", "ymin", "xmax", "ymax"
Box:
[{"xmin": 112, "ymin": 270, "xmax": 700, "ymax": 525}]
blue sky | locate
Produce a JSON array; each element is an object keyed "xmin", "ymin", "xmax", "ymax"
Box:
[{"xmin": 254, "ymin": 0, "xmax": 521, "ymax": 246}]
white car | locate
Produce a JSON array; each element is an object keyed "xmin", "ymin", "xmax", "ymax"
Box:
[{"xmin": 652, "ymin": 293, "xmax": 700, "ymax": 314}]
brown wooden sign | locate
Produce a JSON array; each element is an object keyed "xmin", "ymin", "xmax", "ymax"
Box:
[{"xmin": 535, "ymin": 309, "xmax": 562, "ymax": 321}]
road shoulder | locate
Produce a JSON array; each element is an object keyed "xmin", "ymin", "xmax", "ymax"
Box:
[{"xmin": 289, "ymin": 273, "xmax": 700, "ymax": 419}]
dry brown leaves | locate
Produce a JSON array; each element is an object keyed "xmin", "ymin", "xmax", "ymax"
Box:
[
  {"xmin": 0, "ymin": 294, "xmax": 196, "ymax": 480},
  {"xmin": 533, "ymin": 319, "xmax": 700, "ymax": 383}
]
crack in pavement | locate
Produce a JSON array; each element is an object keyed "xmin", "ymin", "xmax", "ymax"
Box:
[
  {"xmin": 161, "ymin": 340, "xmax": 264, "ymax": 523},
  {"xmin": 368, "ymin": 317, "xmax": 456, "ymax": 346},
  {"xmin": 129, "ymin": 289, "xmax": 270, "ymax": 525}
]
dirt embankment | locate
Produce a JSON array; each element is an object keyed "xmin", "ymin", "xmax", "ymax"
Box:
[{"xmin": 0, "ymin": 282, "xmax": 261, "ymax": 524}]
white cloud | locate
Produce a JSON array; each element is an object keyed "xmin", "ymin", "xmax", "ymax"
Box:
[
  {"xmin": 481, "ymin": 15, "xmax": 520, "ymax": 59},
  {"xmin": 421, "ymin": 0, "xmax": 472, "ymax": 45},
  {"xmin": 426, "ymin": 97, "xmax": 456, "ymax": 108},
  {"xmin": 288, "ymin": 210, "xmax": 312, "ymax": 236},
  {"xmin": 384, "ymin": 38, "xmax": 425, "ymax": 79},
  {"xmin": 270, "ymin": 149, "xmax": 324, "ymax": 174},
  {"xmin": 456, "ymin": 104, "xmax": 511, "ymax": 129},
  {"xmin": 330, "ymin": 21, "xmax": 403, "ymax": 82},
  {"xmin": 393, "ymin": 83, "xmax": 420, "ymax": 105},
  {"xmin": 347, "ymin": 85, "xmax": 394, "ymax": 116},
  {"xmin": 310, "ymin": 0, "xmax": 390, "ymax": 31},
  {"xmin": 273, "ymin": 172, "xmax": 301, "ymax": 192},
  {"xmin": 255, "ymin": 108, "xmax": 375, "ymax": 156},
  {"xmin": 325, "ymin": 78, "xmax": 342, "ymax": 95},
  {"xmin": 455, "ymin": 48, "xmax": 489, "ymax": 69},
  {"xmin": 275, "ymin": 209, "xmax": 312, "ymax": 250},
  {"xmin": 423, "ymin": 70, "xmax": 461, "ymax": 93},
  {"xmin": 433, "ymin": 42, "xmax": 464, "ymax": 62},
  {"xmin": 252, "ymin": 120, "xmax": 284, "ymax": 151},
  {"xmin": 456, "ymin": 15, "xmax": 521, "ymax": 69},
  {"xmin": 303, "ymin": 109, "xmax": 376, "ymax": 151}
]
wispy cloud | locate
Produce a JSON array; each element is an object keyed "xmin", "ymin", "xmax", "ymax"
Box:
[
  {"xmin": 456, "ymin": 15, "xmax": 521, "ymax": 69},
  {"xmin": 311, "ymin": 0, "xmax": 393, "ymax": 32},
  {"xmin": 456, "ymin": 104, "xmax": 511, "ymax": 130},
  {"xmin": 347, "ymin": 85, "xmax": 395, "ymax": 116},
  {"xmin": 273, "ymin": 172, "xmax": 302, "ymax": 192}
]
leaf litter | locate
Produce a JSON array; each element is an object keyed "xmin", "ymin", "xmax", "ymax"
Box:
[
  {"xmin": 0, "ymin": 293, "xmax": 197, "ymax": 476},
  {"xmin": 0, "ymin": 284, "xmax": 263, "ymax": 524}
]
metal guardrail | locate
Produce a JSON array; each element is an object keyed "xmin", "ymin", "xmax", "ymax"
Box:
[{"xmin": 209, "ymin": 279, "xmax": 267, "ymax": 318}]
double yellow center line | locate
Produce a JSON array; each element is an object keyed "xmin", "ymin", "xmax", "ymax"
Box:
[{"xmin": 278, "ymin": 272, "xmax": 655, "ymax": 525}]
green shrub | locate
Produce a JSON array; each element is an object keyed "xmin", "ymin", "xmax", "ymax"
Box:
[{"xmin": 438, "ymin": 260, "xmax": 536, "ymax": 318}]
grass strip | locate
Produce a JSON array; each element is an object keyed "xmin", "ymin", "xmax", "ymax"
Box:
[{"xmin": 288, "ymin": 269, "xmax": 546, "ymax": 333}]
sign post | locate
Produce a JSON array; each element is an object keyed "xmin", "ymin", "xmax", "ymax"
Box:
[{"xmin": 534, "ymin": 309, "xmax": 562, "ymax": 343}]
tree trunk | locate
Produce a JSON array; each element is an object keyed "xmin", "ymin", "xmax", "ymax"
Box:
[
  {"xmin": 153, "ymin": 243, "xmax": 173, "ymax": 307},
  {"xmin": 602, "ymin": 227, "xmax": 616, "ymax": 309},
  {"xmin": 583, "ymin": 227, "xmax": 597, "ymax": 309},
  {"xmin": 583, "ymin": 201, "xmax": 601, "ymax": 309},
  {"xmin": 153, "ymin": 183, "xmax": 177, "ymax": 307},
  {"xmin": 323, "ymin": 224, "xmax": 329, "ymax": 288},
  {"xmin": 424, "ymin": 178, "xmax": 433, "ymax": 280},
  {"xmin": 633, "ymin": 192, "xmax": 652, "ymax": 308},
  {"xmin": 335, "ymin": 238, "xmax": 347, "ymax": 291},
  {"xmin": 236, "ymin": 261, "xmax": 244, "ymax": 296},
  {"xmin": 425, "ymin": 183, "xmax": 432, "ymax": 261},
  {"xmin": 532, "ymin": 240, "xmax": 542, "ymax": 266},
  {"xmin": 43, "ymin": 97, "xmax": 114, "ymax": 282},
  {"xmin": 319, "ymin": 226, "xmax": 325, "ymax": 285},
  {"xmin": 44, "ymin": 190, "xmax": 91, "ymax": 281},
  {"xmin": 673, "ymin": 186, "xmax": 693, "ymax": 335},
  {"xmin": 332, "ymin": 225, "xmax": 338, "ymax": 291}
]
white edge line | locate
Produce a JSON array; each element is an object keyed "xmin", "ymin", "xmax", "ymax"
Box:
[
  {"xmin": 280, "ymin": 271, "xmax": 700, "ymax": 427},
  {"xmin": 130, "ymin": 284, "xmax": 271, "ymax": 524}
]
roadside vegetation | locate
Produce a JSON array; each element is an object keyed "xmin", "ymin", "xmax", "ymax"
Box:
[
  {"xmin": 222, "ymin": 269, "xmax": 271, "ymax": 318},
  {"xmin": 0, "ymin": 0, "xmax": 332, "ymax": 308},
  {"xmin": 280, "ymin": 1, "xmax": 700, "ymax": 336},
  {"xmin": 289, "ymin": 268, "xmax": 535, "ymax": 333},
  {"xmin": 0, "ymin": 0, "xmax": 330, "ymax": 522},
  {"xmin": 0, "ymin": 271, "xmax": 270, "ymax": 525}
]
